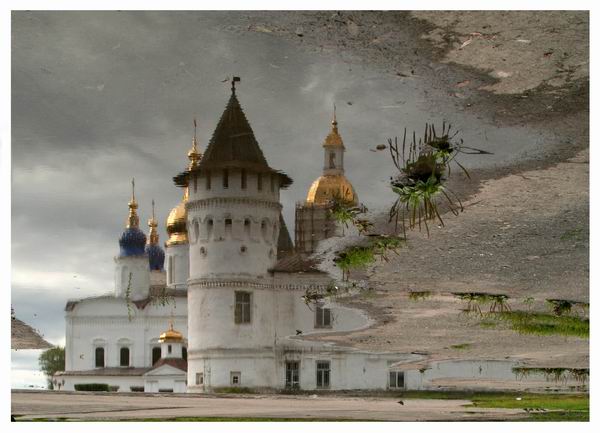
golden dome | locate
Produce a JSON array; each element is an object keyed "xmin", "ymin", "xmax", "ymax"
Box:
[
  {"xmin": 306, "ymin": 174, "xmax": 358, "ymax": 206},
  {"xmin": 166, "ymin": 188, "xmax": 188, "ymax": 246},
  {"xmin": 159, "ymin": 322, "xmax": 183, "ymax": 343}
]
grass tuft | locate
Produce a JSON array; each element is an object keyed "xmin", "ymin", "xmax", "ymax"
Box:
[{"xmin": 494, "ymin": 311, "xmax": 588, "ymax": 338}]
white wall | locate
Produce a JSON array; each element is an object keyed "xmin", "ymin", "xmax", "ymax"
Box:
[
  {"xmin": 165, "ymin": 243, "xmax": 189, "ymax": 289},
  {"xmin": 114, "ymin": 255, "xmax": 150, "ymax": 301},
  {"xmin": 60, "ymin": 375, "xmax": 145, "ymax": 392},
  {"xmin": 65, "ymin": 296, "xmax": 187, "ymax": 371}
]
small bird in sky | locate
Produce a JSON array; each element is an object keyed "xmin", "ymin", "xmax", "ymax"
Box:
[{"xmin": 296, "ymin": 330, "xmax": 302, "ymax": 335}]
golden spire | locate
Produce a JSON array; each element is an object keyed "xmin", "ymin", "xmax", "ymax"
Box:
[
  {"xmin": 187, "ymin": 118, "xmax": 202, "ymax": 170},
  {"xmin": 126, "ymin": 178, "xmax": 140, "ymax": 229},
  {"xmin": 323, "ymin": 104, "xmax": 344, "ymax": 148},
  {"xmin": 332, "ymin": 103, "xmax": 338, "ymax": 128},
  {"xmin": 147, "ymin": 199, "xmax": 159, "ymax": 245}
]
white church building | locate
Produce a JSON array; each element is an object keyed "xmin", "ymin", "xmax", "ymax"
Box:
[{"xmin": 57, "ymin": 80, "xmax": 415, "ymax": 393}]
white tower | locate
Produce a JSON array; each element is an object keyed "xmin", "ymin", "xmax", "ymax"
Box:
[
  {"xmin": 174, "ymin": 80, "xmax": 292, "ymax": 392},
  {"xmin": 114, "ymin": 179, "xmax": 150, "ymax": 301}
]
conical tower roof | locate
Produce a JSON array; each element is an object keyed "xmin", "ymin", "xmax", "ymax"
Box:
[
  {"xmin": 200, "ymin": 92, "xmax": 269, "ymax": 168},
  {"xmin": 174, "ymin": 82, "xmax": 292, "ymax": 188}
]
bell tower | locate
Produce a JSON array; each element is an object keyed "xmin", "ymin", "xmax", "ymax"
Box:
[{"xmin": 295, "ymin": 107, "xmax": 358, "ymax": 253}]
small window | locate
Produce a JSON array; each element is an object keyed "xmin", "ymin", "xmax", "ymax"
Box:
[
  {"xmin": 241, "ymin": 169, "xmax": 247, "ymax": 189},
  {"xmin": 257, "ymin": 173, "xmax": 263, "ymax": 191},
  {"xmin": 230, "ymin": 371, "xmax": 241, "ymax": 386},
  {"xmin": 206, "ymin": 171, "xmax": 211, "ymax": 190},
  {"xmin": 329, "ymin": 152, "xmax": 336, "ymax": 169},
  {"xmin": 182, "ymin": 347, "xmax": 187, "ymax": 361},
  {"xmin": 168, "ymin": 344, "xmax": 172, "ymax": 354},
  {"xmin": 152, "ymin": 346, "xmax": 161, "ymax": 365},
  {"xmin": 315, "ymin": 305, "xmax": 332, "ymax": 328},
  {"xmin": 316, "ymin": 361, "xmax": 330, "ymax": 389},
  {"xmin": 120, "ymin": 347, "xmax": 130, "ymax": 367},
  {"xmin": 389, "ymin": 371, "xmax": 405, "ymax": 389},
  {"xmin": 234, "ymin": 291, "xmax": 251, "ymax": 324},
  {"xmin": 196, "ymin": 372, "xmax": 204, "ymax": 385},
  {"xmin": 95, "ymin": 347, "xmax": 105, "ymax": 368},
  {"xmin": 244, "ymin": 218, "xmax": 251, "ymax": 236},
  {"xmin": 223, "ymin": 168, "xmax": 229, "ymax": 188}
]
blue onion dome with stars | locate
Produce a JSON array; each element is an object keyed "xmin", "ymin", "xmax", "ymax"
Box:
[
  {"xmin": 118, "ymin": 179, "xmax": 147, "ymax": 257},
  {"xmin": 145, "ymin": 199, "xmax": 165, "ymax": 271}
]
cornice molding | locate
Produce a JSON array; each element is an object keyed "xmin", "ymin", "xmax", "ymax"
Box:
[{"xmin": 187, "ymin": 197, "xmax": 282, "ymax": 211}]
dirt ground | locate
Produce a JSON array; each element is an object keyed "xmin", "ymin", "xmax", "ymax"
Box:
[
  {"xmin": 11, "ymin": 390, "xmax": 525, "ymax": 421},
  {"xmin": 246, "ymin": 12, "xmax": 589, "ymax": 369}
]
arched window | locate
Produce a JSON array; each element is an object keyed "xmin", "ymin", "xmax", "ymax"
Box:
[
  {"xmin": 95, "ymin": 347, "xmax": 105, "ymax": 368},
  {"xmin": 329, "ymin": 152, "xmax": 336, "ymax": 169},
  {"xmin": 182, "ymin": 347, "xmax": 187, "ymax": 361},
  {"xmin": 241, "ymin": 169, "xmax": 247, "ymax": 189},
  {"xmin": 121, "ymin": 266, "xmax": 128, "ymax": 288},
  {"xmin": 261, "ymin": 219, "xmax": 269, "ymax": 241},
  {"xmin": 244, "ymin": 218, "xmax": 251, "ymax": 237},
  {"xmin": 225, "ymin": 217, "xmax": 232, "ymax": 237},
  {"xmin": 152, "ymin": 346, "xmax": 161, "ymax": 365},
  {"xmin": 223, "ymin": 168, "xmax": 229, "ymax": 188},
  {"xmin": 207, "ymin": 219, "xmax": 214, "ymax": 239},
  {"xmin": 120, "ymin": 347, "xmax": 130, "ymax": 367},
  {"xmin": 193, "ymin": 220, "xmax": 200, "ymax": 244}
]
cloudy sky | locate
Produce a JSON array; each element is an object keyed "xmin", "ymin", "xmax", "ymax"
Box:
[{"xmin": 11, "ymin": 11, "xmax": 550, "ymax": 387}]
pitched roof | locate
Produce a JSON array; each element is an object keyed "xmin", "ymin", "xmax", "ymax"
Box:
[
  {"xmin": 149, "ymin": 358, "xmax": 187, "ymax": 373},
  {"xmin": 269, "ymin": 253, "xmax": 324, "ymax": 274},
  {"xmin": 11, "ymin": 317, "xmax": 53, "ymax": 350},
  {"xmin": 56, "ymin": 367, "xmax": 149, "ymax": 377},
  {"xmin": 173, "ymin": 89, "xmax": 292, "ymax": 188}
]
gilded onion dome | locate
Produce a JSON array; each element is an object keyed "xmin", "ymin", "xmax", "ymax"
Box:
[
  {"xmin": 159, "ymin": 321, "xmax": 183, "ymax": 343},
  {"xmin": 166, "ymin": 121, "xmax": 202, "ymax": 247},
  {"xmin": 306, "ymin": 174, "xmax": 358, "ymax": 206},
  {"xmin": 166, "ymin": 188, "xmax": 189, "ymax": 246},
  {"xmin": 145, "ymin": 199, "xmax": 165, "ymax": 270},
  {"xmin": 118, "ymin": 179, "xmax": 147, "ymax": 256}
]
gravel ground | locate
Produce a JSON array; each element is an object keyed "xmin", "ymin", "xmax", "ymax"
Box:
[
  {"xmin": 11, "ymin": 390, "xmax": 525, "ymax": 421},
  {"xmin": 243, "ymin": 11, "xmax": 589, "ymax": 369}
]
